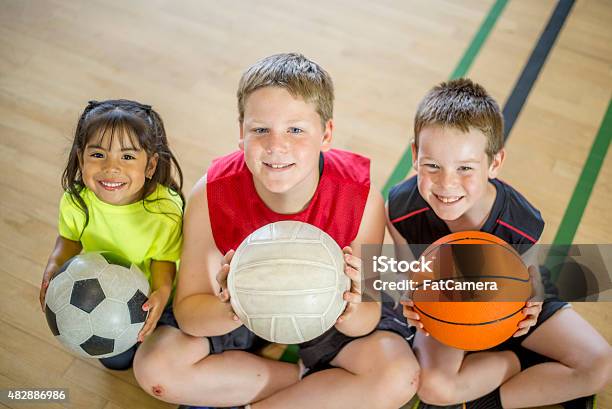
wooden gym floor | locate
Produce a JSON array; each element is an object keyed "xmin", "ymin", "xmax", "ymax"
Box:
[{"xmin": 0, "ymin": 0, "xmax": 610, "ymax": 408}]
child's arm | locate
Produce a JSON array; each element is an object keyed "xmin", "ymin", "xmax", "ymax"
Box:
[
  {"xmin": 39, "ymin": 236, "xmax": 83, "ymax": 310},
  {"xmin": 334, "ymin": 187, "xmax": 385, "ymax": 337},
  {"xmin": 173, "ymin": 176, "xmax": 242, "ymax": 337},
  {"xmin": 384, "ymin": 203, "xmax": 429, "ymax": 334},
  {"xmin": 137, "ymin": 260, "xmax": 175, "ymax": 341},
  {"xmin": 513, "ymin": 245, "xmax": 544, "ymax": 337}
]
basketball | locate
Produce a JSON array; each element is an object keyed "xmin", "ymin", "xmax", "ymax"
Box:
[
  {"xmin": 410, "ymin": 231, "xmax": 532, "ymax": 351},
  {"xmin": 228, "ymin": 221, "xmax": 350, "ymax": 344}
]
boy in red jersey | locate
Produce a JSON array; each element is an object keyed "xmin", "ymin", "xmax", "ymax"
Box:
[{"xmin": 133, "ymin": 53, "xmax": 419, "ymax": 409}]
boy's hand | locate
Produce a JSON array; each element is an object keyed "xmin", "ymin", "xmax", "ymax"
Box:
[
  {"xmin": 215, "ymin": 249, "xmax": 240, "ymax": 322},
  {"xmin": 336, "ymin": 247, "xmax": 362, "ymax": 324},
  {"xmin": 39, "ymin": 266, "xmax": 58, "ymax": 312},
  {"xmin": 513, "ymin": 265, "xmax": 544, "ymax": 337},
  {"xmin": 513, "ymin": 301, "xmax": 542, "ymax": 337},
  {"xmin": 400, "ymin": 300, "xmax": 430, "ymax": 336},
  {"xmin": 137, "ymin": 287, "xmax": 170, "ymax": 342}
]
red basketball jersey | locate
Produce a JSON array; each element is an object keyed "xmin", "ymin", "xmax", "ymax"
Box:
[{"xmin": 206, "ymin": 149, "xmax": 370, "ymax": 254}]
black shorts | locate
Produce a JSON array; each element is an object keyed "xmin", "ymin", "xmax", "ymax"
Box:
[
  {"xmin": 158, "ymin": 305, "xmax": 268, "ymax": 354},
  {"xmin": 383, "ymin": 288, "xmax": 570, "ymax": 371},
  {"xmin": 299, "ymin": 302, "xmax": 415, "ymax": 373},
  {"xmin": 162, "ymin": 304, "xmax": 415, "ymax": 373},
  {"xmin": 488, "ymin": 298, "xmax": 570, "ymax": 369}
]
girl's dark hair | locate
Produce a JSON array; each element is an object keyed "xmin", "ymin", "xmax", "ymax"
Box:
[{"xmin": 62, "ymin": 99, "xmax": 184, "ymax": 229}]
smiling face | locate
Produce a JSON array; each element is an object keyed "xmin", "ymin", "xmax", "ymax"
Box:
[
  {"xmin": 79, "ymin": 131, "xmax": 158, "ymax": 206},
  {"xmin": 239, "ymin": 86, "xmax": 332, "ymax": 212},
  {"xmin": 413, "ymin": 125, "xmax": 504, "ymax": 225}
]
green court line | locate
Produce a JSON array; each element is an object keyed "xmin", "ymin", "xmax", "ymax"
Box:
[
  {"xmin": 450, "ymin": 0, "xmax": 509, "ymax": 80},
  {"xmin": 381, "ymin": 148, "xmax": 413, "ymax": 199},
  {"xmin": 551, "ymin": 98, "xmax": 612, "ymax": 245},
  {"xmin": 382, "ymin": 0, "xmax": 508, "ymax": 198},
  {"xmin": 545, "ymin": 98, "xmax": 612, "ymax": 281}
]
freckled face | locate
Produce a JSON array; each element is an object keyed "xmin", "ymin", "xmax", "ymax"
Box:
[{"xmin": 414, "ymin": 125, "xmax": 501, "ymax": 222}]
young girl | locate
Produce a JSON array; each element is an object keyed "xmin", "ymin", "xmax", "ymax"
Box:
[{"xmin": 39, "ymin": 99, "xmax": 184, "ymax": 370}]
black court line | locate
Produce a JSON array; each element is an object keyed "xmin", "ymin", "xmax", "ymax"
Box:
[{"xmin": 502, "ymin": 0, "xmax": 575, "ymax": 140}]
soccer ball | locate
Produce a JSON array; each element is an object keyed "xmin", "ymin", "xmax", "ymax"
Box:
[
  {"xmin": 228, "ymin": 221, "xmax": 349, "ymax": 344},
  {"xmin": 44, "ymin": 252, "xmax": 150, "ymax": 358}
]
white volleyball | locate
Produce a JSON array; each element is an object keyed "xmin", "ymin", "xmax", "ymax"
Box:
[{"xmin": 228, "ymin": 221, "xmax": 350, "ymax": 344}]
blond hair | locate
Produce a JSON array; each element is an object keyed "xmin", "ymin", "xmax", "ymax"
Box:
[
  {"xmin": 414, "ymin": 78, "xmax": 504, "ymax": 160},
  {"xmin": 237, "ymin": 53, "xmax": 334, "ymax": 128}
]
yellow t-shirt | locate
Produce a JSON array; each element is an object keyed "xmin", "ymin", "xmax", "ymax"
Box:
[{"xmin": 58, "ymin": 184, "xmax": 183, "ymax": 281}]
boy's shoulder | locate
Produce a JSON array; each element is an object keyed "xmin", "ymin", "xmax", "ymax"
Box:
[
  {"xmin": 490, "ymin": 178, "xmax": 544, "ymax": 245},
  {"xmin": 207, "ymin": 151, "xmax": 247, "ymax": 183},
  {"xmin": 322, "ymin": 149, "xmax": 370, "ymax": 186},
  {"xmin": 387, "ymin": 176, "xmax": 429, "ymax": 222},
  {"xmin": 387, "ymin": 176, "xmax": 438, "ymax": 253}
]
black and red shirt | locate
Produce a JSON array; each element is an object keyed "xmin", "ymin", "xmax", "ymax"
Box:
[{"xmin": 388, "ymin": 176, "xmax": 544, "ymax": 257}]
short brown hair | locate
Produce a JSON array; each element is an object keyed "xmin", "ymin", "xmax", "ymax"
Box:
[
  {"xmin": 237, "ymin": 53, "xmax": 334, "ymax": 128},
  {"xmin": 413, "ymin": 78, "xmax": 504, "ymax": 160}
]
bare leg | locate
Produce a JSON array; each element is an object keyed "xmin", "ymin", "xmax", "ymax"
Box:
[
  {"xmin": 500, "ymin": 307, "xmax": 612, "ymax": 408},
  {"xmin": 133, "ymin": 326, "xmax": 299, "ymax": 406},
  {"xmin": 414, "ymin": 332, "xmax": 520, "ymax": 405},
  {"xmin": 251, "ymin": 331, "xmax": 419, "ymax": 409}
]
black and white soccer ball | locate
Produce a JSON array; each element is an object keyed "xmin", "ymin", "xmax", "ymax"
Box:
[{"xmin": 44, "ymin": 252, "xmax": 150, "ymax": 358}]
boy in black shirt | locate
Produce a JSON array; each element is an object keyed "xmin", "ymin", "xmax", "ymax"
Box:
[{"xmin": 387, "ymin": 79, "xmax": 611, "ymax": 408}]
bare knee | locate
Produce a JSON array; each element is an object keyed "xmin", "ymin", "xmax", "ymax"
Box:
[
  {"xmin": 417, "ymin": 368, "xmax": 458, "ymax": 406},
  {"xmin": 133, "ymin": 346, "xmax": 175, "ymax": 400},
  {"xmin": 132, "ymin": 328, "xmax": 210, "ymax": 402},
  {"xmin": 370, "ymin": 353, "xmax": 420, "ymax": 408},
  {"xmin": 575, "ymin": 346, "xmax": 612, "ymax": 394}
]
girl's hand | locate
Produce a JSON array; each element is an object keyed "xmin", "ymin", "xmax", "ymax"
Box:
[
  {"xmin": 336, "ymin": 247, "xmax": 362, "ymax": 324},
  {"xmin": 39, "ymin": 237, "xmax": 83, "ymax": 312},
  {"xmin": 400, "ymin": 299, "xmax": 430, "ymax": 336},
  {"xmin": 39, "ymin": 266, "xmax": 59, "ymax": 311},
  {"xmin": 137, "ymin": 287, "xmax": 170, "ymax": 342},
  {"xmin": 215, "ymin": 250, "xmax": 240, "ymax": 322}
]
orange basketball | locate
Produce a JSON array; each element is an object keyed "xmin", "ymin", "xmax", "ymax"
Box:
[{"xmin": 410, "ymin": 231, "xmax": 532, "ymax": 351}]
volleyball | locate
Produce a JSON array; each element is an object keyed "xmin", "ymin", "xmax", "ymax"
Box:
[{"xmin": 228, "ymin": 221, "xmax": 350, "ymax": 344}]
